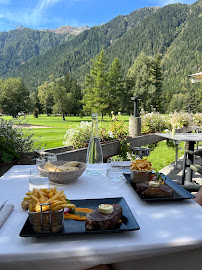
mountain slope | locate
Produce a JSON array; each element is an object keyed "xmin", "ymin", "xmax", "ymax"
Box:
[
  {"xmin": 6, "ymin": 7, "xmax": 159, "ymax": 88},
  {"xmin": 2, "ymin": 1, "xmax": 202, "ymax": 99},
  {"xmin": 0, "ymin": 28, "xmax": 67, "ymax": 75},
  {"xmin": 161, "ymin": 0, "xmax": 202, "ymax": 95}
]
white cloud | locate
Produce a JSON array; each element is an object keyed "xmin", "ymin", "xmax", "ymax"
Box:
[
  {"xmin": 0, "ymin": 0, "xmax": 64, "ymax": 29},
  {"xmin": 0, "ymin": 0, "xmax": 90, "ymax": 30},
  {"xmin": 30, "ymin": 0, "xmax": 62, "ymax": 25}
]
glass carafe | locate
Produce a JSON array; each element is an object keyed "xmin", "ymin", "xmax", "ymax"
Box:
[{"xmin": 86, "ymin": 113, "xmax": 103, "ymax": 175}]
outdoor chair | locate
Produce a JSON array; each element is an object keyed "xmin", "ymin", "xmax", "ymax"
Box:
[
  {"xmin": 182, "ymin": 149, "xmax": 202, "ymax": 184},
  {"xmin": 190, "ymin": 165, "xmax": 202, "ymax": 175}
]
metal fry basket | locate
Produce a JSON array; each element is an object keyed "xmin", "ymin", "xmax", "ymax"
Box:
[
  {"xmin": 28, "ymin": 203, "xmax": 64, "ymax": 233},
  {"xmin": 130, "ymin": 170, "xmax": 152, "ymax": 183}
]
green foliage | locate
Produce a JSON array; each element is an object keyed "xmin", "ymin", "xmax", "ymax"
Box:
[
  {"xmin": 141, "ymin": 110, "xmax": 171, "ymax": 133},
  {"xmin": 83, "ymin": 49, "xmax": 108, "ymax": 116},
  {"xmin": 0, "ymin": 28, "xmax": 66, "ymax": 82},
  {"xmin": 63, "ymin": 121, "xmax": 92, "ymax": 148},
  {"xmin": 33, "ymin": 108, "xmax": 39, "ymax": 118},
  {"xmin": 106, "ymin": 58, "xmax": 125, "ymax": 114},
  {"xmin": 0, "ymin": 78, "xmax": 30, "ymax": 118},
  {"xmin": 192, "ymin": 112, "xmax": 202, "ymax": 126},
  {"xmin": 0, "ymin": 118, "xmax": 41, "ymax": 163},
  {"xmin": 126, "ymin": 53, "xmax": 163, "ymax": 111},
  {"xmin": 107, "ymin": 113, "xmax": 129, "ymax": 140},
  {"xmin": 170, "ymin": 111, "xmax": 192, "ymax": 129},
  {"xmin": 153, "ymin": 54, "xmax": 163, "ymax": 111},
  {"xmin": 169, "ymin": 94, "xmax": 184, "ymax": 112},
  {"xmin": 6, "ymin": 7, "xmax": 157, "ymax": 88},
  {"xmin": 37, "ymin": 80, "xmax": 54, "ymax": 115},
  {"xmin": 1, "ymin": 3, "xmax": 201, "ymax": 113},
  {"xmin": 0, "ymin": 135, "xmax": 19, "ymax": 163},
  {"xmin": 162, "ymin": 1, "xmax": 202, "ymax": 106},
  {"xmin": 37, "ymin": 73, "xmax": 82, "ymax": 119},
  {"xmin": 63, "ymin": 113, "xmax": 129, "ymax": 150}
]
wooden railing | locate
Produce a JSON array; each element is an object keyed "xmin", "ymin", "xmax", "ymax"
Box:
[
  {"xmin": 33, "ymin": 126, "xmax": 197, "ymax": 163},
  {"xmin": 39, "ymin": 134, "xmax": 164, "ymax": 162}
]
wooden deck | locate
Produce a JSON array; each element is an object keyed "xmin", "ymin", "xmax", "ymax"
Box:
[{"xmin": 160, "ymin": 151, "xmax": 202, "ymax": 191}]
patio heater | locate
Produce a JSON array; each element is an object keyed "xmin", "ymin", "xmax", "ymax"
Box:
[{"xmin": 129, "ymin": 97, "xmax": 141, "ymax": 137}]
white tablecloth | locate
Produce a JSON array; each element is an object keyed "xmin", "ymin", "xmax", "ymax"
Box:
[{"xmin": 0, "ymin": 165, "xmax": 202, "ymax": 270}]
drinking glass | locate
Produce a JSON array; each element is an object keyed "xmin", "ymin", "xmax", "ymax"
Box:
[
  {"xmin": 47, "ymin": 154, "xmax": 57, "ymax": 163},
  {"xmin": 28, "ymin": 169, "xmax": 50, "ymax": 191},
  {"xmin": 106, "ymin": 157, "xmax": 123, "ymax": 182},
  {"xmin": 36, "ymin": 156, "xmax": 46, "ymax": 166},
  {"xmin": 36, "ymin": 156, "xmax": 46, "ymax": 174}
]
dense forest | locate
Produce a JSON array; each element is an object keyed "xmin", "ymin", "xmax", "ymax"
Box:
[
  {"xmin": 0, "ymin": 29, "xmax": 68, "ymax": 76},
  {"xmin": 0, "ymin": 1, "xmax": 201, "ymax": 114},
  {"xmin": 3, "ymin": 7, "xmax": 159, "ymax": 88}
]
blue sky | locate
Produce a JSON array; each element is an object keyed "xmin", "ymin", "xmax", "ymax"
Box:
[{"xmin": 0, "ymin": 0, "xmax": 197, "ymax": 32}]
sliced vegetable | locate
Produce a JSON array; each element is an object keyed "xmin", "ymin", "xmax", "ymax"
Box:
[
  {"xmin": 64, "ymin": 213, "xmax": 86, "ymax": 221},
  {"xmin": 75, "ymin": 207, "xmax": 93, "ymax": 214}
]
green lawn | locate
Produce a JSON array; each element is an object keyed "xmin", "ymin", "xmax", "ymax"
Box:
[
  {"xmin": 147, "ymin": 141, "xmax": 184, "ymax": 171},
  {"xmin": 1, "ymin": 114, "xmax": 129, "ymax": 149},
  {"xmin": 1, "ymin": 114, "xmax": 184, "ymax": 170}
]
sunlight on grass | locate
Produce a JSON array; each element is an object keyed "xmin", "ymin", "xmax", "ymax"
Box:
[{"xmin": 147, "ymin": 141, "xmax": 184, "ymax": 171}]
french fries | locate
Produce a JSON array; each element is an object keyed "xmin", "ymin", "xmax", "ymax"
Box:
[
  {"xmin": 130, "ymin": 159, "xmax": 153, "ymax": 171},
  {"xmin": 21, "ymin": 187, "xmax": 75, "ymax": 212}
]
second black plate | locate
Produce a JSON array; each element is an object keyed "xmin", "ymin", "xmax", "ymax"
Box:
[
  {"xmin": 123, "ymin": 173, "xmax": 195, "ymax": 202},
  {"xmin": 19, "ymin": 197, "xmax": 140, "ymax": 237}
]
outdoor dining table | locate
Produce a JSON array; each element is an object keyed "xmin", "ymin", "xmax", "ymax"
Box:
[
  {"xmin": 0, "ymin": 164, "xmax": 202, "ymax": 270},
  {"xmin": 155, "ymin": 133, "xmax": 202, "ymax": 189}
]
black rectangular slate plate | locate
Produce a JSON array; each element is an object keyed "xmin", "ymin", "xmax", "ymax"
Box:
[
  {"xmin": 123, "ymin": 173, "xmax": 195, "ymax": 202},
  {"xmin": 19, "ymin": 197, "xmax": 140, "ymax": 237}
]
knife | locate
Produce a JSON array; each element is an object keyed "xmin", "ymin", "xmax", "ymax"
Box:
[{"xmin": 0, "ymin": 200, "xmax": 8, "ymax": 211}]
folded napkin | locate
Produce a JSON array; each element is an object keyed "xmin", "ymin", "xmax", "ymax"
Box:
[{"xmin": 0, "ymin": 204, "xmax": 14, "ymax": 229}]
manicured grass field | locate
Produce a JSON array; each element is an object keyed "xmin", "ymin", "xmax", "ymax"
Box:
[
  {"xmin": 2, "ymin": 114, "xmax": 129, "ymax": 149},
  {"xmin": 1, "ymin": 114, "xmax": 184, "ymax": 170}
]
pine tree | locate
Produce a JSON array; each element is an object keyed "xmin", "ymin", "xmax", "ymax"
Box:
[
  {"xmin": 153, "ymin": 54, "xmax": 163, "ymax": 111},
  {"xmin": 82, "ymin": 49, "xmax": 108, "ymax": 118},
  {"xmin": 70, "ymin": 79, "xmax": 82, "ymax": 115},
  {"xmin": 106, "ymin": 57, "xmax": 124, "ymax": 114}
]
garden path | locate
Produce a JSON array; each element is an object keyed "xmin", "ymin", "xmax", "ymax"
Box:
[{"xmin": 12, "ymin": 124, "xmax": 52, "ymax": 128}]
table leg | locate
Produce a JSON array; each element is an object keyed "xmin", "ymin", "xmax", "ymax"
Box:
[
  {"xmin": 185, "ymin": 141, "xmax": 195, "ymax": 184},
  {"xmin": 174, "ymin": 141, "xmax": 182, "ymax": 169}
]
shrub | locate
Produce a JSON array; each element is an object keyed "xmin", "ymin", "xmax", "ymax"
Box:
[
  {"xmin": 63, "ymin": 121, "xmax": 92, "ymax": 148},
  {"xmin": 141, "ymin": 111, "xmax": 170, "ymax": 134},
  {"xmin": 0, "ymin": 118, "xmax": 41, "ymax": 164},
  {"xmin": 192, "ymin": 113, "xmax": 202, "ymax": 126},
  {"xmin": 170, "ymin": 111, "xmax": 192, "ymax": 129},
  {"xmin": 63, "ymin": 113, "xmax": 129, "ymax": 149}
]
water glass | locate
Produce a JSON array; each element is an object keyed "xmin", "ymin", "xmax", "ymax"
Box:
[
  {"xmin": 36, "ymin": 157, "xmax": 46, "ymax": 166},
  {"xmin": 28, "ymin": 169, "xmax": 50, "ymax": 191},
  {"xmin": 47, "ymin": 154, "xmax": 57, "ymax": 163},
  {"xmin": 106, "ymin": 157, "xmax": 123, "ymax": 182}
]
